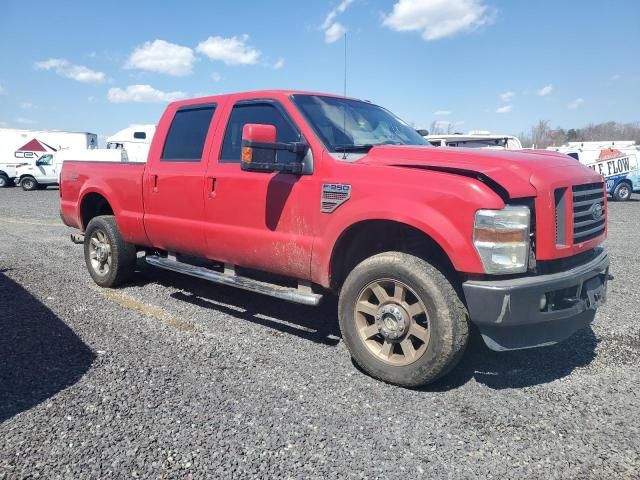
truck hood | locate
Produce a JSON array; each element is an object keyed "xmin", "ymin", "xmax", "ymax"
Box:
[{"xmin": 357, "ymin": 145, "xmax": 599, "ymax": 199}]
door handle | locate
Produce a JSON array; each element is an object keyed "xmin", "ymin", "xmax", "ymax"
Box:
[
  {"xmin": 208, "ymin": 176, "xmax": 216, "ymax": 198},
  {"xmin": 152, "ymin": 174, "xmax": 158, "ymax": 193}
]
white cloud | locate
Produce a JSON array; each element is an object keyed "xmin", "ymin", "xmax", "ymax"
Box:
[
  {"xmin": 20, "ymin": 102, "xmax": 33, "ymax": 109},
  {"xmin": 322, "ymin": 0, "xmax": 353, "ymax": 43},
  {"xmin": 126, "ymin": 39, "xmax": 195, "ymax": 76},
  {"xmin": 196, "ymin": 35, "xmax": 261, "ymax": 65},
  {"xmin": 35, "ymin": 58, "xmax": 105, "ymax": 83},
  {"xmin": 107, "ymin": 84, "xmax": 187, "ymax": 103},
  {"xmin": 383, "ymin": 0, "xmax": 496, "ymax": 41},
  {"xmin": 610, "ymin": 74, "xmax": 621, "ymax": 81},
  {"xmin": 496, "ymin": 105, "xmax": 512, "ymax": 113},
  {"xmin": 537, "ymin": 84, "xmax": 553, "ymax": 96},
  {"xmin": 499, "ymin": 91, "xmax": 514, "ymax": 102},
  {"xmin": 16, "ymin": 117, "xmax": 34, "ymax": 124},
  {"xmin": 568, "ymin": 98, "xmax": 584, "ymax": 110},
  {"xmin": 325, "ymin": 23, "xmax": 346, "ymax": 43},
  {"xmin": 434, "ymin": 110, "xmax": 452, "ymax": 115},
  {"xmin": 0, "ymin": 121, "xmax": 7, "ymax": 127},
  {"xmin": 211, "ymin": 72, "xmax": 222, "ymax": 82},
  {"xmin": 322, "ymin": 0, "xmax": 354, "ymax": 29},
  {"xmin": 272, "ymin": 58, "xmax": 285, "ymax": 70}
]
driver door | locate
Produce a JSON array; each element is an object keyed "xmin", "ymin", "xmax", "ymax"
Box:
[
  {"xmin": 203, "ymin": 100, "xmax": 317, "ymax": 280},
  {"xmin": 36, "ymin": 155, "xmax": 56, "ymax": 182}
]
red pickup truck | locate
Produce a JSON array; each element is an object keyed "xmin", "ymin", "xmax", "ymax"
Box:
[{"xmin": 61, "ymin": 90, "xmax": 610, "ymax": 387}]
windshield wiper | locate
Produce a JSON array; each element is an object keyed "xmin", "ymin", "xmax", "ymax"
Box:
[{"xmin": 333, "ymin": 144, "xmax": 375, "ymax": 153}]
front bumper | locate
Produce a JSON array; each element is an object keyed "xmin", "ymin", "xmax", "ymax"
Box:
[{"xmin": 463, "ymin": 248, "xmax": 609, "ymax": 351}]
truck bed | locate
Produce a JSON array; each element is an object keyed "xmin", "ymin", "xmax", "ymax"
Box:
[{"xmin": 60, "ymin": 160, "xmax": 148, "ymax": 246}]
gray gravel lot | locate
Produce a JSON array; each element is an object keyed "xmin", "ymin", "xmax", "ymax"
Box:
[{"xmin": 0, "ymin": 187, "xmax": 638, "ymax": 479}]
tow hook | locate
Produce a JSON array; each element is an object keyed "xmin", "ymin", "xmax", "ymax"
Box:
[{"xmin": 70, "ymin": 233, "xmax": 85, "ymax": 244}]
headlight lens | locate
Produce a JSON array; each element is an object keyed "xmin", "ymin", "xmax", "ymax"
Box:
[{"xmin": 473, "ymin": 205, "xmax": 530, "ymax": 274}]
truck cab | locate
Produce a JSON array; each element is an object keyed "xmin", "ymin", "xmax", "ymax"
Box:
[
  {"xmin": 60, "ymin": 90, "xmax": 611, "ymax": 388},
  {"xmin": 15, "ymin": 153, "xmax": 61, "ymax": 190}
]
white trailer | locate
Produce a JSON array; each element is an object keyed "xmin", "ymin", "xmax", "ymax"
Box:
[
  {"xmin": 105, "ymin": 124, "xmax": 155, "ymax": 163},
  {"xmin": 423, "ymin": 131, "xmax": 523, "ymax": 150},
  {"xmin": 0, "ymin": 128, "xmax": 97, "ymax": 187}
]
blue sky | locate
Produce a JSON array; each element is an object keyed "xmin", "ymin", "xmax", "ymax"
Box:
[{"xmin": 1, "ymin": 0, "xmax": 638, "ymax": 140}]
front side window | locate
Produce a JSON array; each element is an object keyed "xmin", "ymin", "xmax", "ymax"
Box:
[
  {"xmin": 220, "ymin": 103, "xmax": 300, "ymax": 164},
  {"xmin": 161, "ymin": 104, "xmax": 216, "ymax": 162},
  {"xmin": 38, "ymin": 155, "xmax": 53, "ymax": 165},
  {"xmin": 292, "ymin": 94, "xmax": 429, "ymax": 155}
]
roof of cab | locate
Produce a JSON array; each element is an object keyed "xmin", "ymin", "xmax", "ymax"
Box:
[{"xmin": 168, "ymin": 90, "xmax": 359, "ymax": 108}]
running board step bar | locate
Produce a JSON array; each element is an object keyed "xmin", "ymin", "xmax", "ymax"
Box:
[{"xmin": 145, "ymin": 255, "xmax": 323, "ymax": 306}]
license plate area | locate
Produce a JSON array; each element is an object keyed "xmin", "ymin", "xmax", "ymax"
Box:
[{"xmin": 582, "ymin": 274, "xmax": 608, "ymax": 310}]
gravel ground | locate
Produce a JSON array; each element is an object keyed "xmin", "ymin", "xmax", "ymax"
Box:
[{"xmin": 0, "ymin": 187, "xmax": 638, "ymax": 479}]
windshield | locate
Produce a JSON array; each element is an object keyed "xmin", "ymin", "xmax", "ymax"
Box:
[{"xmin": 292, "ymin": 94, "xmax": 429, "ymax": 154}]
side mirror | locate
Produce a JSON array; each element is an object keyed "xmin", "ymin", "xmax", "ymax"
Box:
[
  {"xmin": 241, "ymin": 123, "xmax": 307, "ymax": 174},
  {"xmin": 416, "ymin": 129, "xmax": 429, "ymax": 137}
]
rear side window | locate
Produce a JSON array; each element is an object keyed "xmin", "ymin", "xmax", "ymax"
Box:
[
  {"xmin": 220, "ymin": 103, "xmax": 299, "ymax": 163},
  {"xmin": 161, "ymin": 104, "xmax": 216, "ymax": 162},
  {"xmin": 134, "ymin": 131, "xmax": 147, "ymax": 139}
]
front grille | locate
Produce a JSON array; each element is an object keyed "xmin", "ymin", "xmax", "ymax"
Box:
[{"xmin": 572, "ymin": 182, "xmax": 605, "ymax": 243}]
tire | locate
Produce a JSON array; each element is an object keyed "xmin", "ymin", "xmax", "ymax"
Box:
[
  {"xmin": 0, "ymin": 174, "xmax": 9, "ymax": 188},
  {"xmin": 84, "ymin": 215, "xmax": 137, "ymax": 287},
  {"xmin": 21, "ymin": 176, "xmax": 37, "ymax": 191},
  {"xmin": 612, "ymin": 181, "xmax": 632, "ymax": 202},
  {"xmin": 338, "ymin": 252, "xmax": 469, "ymax": 388}
]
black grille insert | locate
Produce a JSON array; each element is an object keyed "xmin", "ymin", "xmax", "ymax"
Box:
[{"xmin": 572, "ymin": 182, "xmax": 605, "ymax": 243}]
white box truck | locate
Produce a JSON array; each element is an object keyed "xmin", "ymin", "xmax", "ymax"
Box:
[{"xmin": 0, "ymin": 128, "xmax": 97, "ymax": 187}]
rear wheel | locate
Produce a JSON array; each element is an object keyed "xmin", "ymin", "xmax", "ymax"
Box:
[
  {"xmin": 84, "ymin": 215, "xmax": 137, "ymax": 287},
  {"xmin": 612, "ymin": 181, "xmax": 632, "ymax": 202},
  {"xmin": 338, "ymin": 252, "xmax": 469, "ymax": 387},
  {"xmin": 0, "ymin": 174, "xmax": 9, "ymax": 188},
  {"xmin": 21, "ymin": 176, "xmax": 37, "ymax": 191}
]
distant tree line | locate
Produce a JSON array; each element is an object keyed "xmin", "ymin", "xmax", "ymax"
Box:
[{"xmin": 519, "ymin": 121, "xmax": 640, "ymax": 149}]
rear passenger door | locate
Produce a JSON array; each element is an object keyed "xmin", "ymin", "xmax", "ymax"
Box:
[
  {"xmin": 203, "ymin": 100, "xmax": 316, "ymax": 279},
  {"xmin": 143, "ymin": 103, "xmax": 217, "ymax": 256}
]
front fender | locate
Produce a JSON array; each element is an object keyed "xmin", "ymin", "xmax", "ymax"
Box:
[{"xmin": 311, "ymin": 182, "xmax": 503, "ymax": 287}]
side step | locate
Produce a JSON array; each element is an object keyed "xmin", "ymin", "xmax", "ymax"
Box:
[{"xmin": 145, "ymin": 255, "xmax": 323, "ymax": 306}]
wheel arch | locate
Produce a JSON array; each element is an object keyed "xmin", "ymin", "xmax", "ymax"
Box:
[
  {"xmin": 328, "ymin": 219, "xmax": 464, "ymax": 291},
  {"xmin": 79, "ymin": 191, "xmax": 114, "ymax": 230}
]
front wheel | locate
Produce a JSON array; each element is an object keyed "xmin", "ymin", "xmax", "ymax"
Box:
[
  {"xmin": 0, "ymin": 175, "xmax": 9, "ymax": 188},
  {"xmin": 84, "ymin": 215, "xmax": 137, "ymax": 287},
  {"xmin": 612, "ymin": 181, "xmax": 632, "ymax": 202},
  {"xmin": 21, "ymin": 176, "xmax": 37, "ymax": 191},
  {"xmin": 338, "ymin": 252, "xmax": 469, "ymax": 388}
]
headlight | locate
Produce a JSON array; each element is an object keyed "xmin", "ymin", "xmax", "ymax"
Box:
[{"xmin": 473, "ymin": 205, "xmax": 530, "ymax": 274}]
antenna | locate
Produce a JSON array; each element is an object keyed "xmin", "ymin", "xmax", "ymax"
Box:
[
  {"xmin": 343, "ymin": 32, "xmax": 347, "ymax": 97},
  {"xmin": 342, "ymin": 32, "xmax": 348, "ymax": 159}
]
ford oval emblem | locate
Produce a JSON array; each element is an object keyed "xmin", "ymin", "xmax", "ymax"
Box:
[{"xmin": 590, "ymin": 202, "xmax": 603, "ymax": 221}]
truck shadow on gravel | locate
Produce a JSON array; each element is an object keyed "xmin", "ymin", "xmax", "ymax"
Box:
[
  {"xmin": 132, "ymin": 265, "xmax": 599, "ymax": 389},
  {"xmin": 133, "ymin": 265, "xmax": 342, "ymax": 347},
  {"xmin": 0, "ymin": 272, "xmax": 95, "ymax": 423},
  {"xmin": 428, "ymin": 326, "xmax": 598, "ymax": 391}
]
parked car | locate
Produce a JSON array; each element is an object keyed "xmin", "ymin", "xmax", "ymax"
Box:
[{"xmin": 60, "ymin": 90, "xmax": 610, "ymax": 387}]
